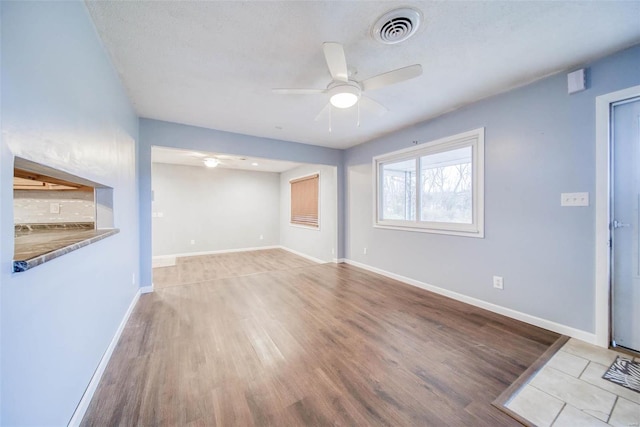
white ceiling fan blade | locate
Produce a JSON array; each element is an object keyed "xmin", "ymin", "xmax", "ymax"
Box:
[
  {"xmin": 359, "ymin": 96, "xmax": 388, "ymax": 117},
  {"xmin": 272, "ymin": 88, "xmax": 326, "ymax": 95},
  {"xmin": 323, "ymin": 42, "xmax": 349, "ymax": 82},
  {"xmin": 314, "ymin": 103, "xmax": 331, "ymax": 122},
  {"xmin": 361, "ymin": 64, "xmax": 422, "ymax": 92}
]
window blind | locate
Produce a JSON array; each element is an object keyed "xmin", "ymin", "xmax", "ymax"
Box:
[{"xmin": 290, "ymin": 174, "xmax": 319, "ymax": 227}]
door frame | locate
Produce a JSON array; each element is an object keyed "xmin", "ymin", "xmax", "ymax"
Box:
[{"xmin": 595, "ymin": 85, "xmax": 640, "ymax": 348}]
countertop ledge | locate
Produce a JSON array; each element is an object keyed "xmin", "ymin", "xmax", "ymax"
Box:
[{"xmin": 13, "ymin": 228, "xmax": 120, "ymax": 273}]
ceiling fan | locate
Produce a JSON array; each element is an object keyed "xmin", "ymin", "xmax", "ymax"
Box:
[{"xmin": 273, "ymin": 42, "xmax": 422, "ymax": 122}]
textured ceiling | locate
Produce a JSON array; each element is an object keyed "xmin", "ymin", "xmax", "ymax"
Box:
[
  {"xmin": 152, "ymin": 147, "xmax": 302, "ymax": 173},
  {"xmin": 86, "ymin": 1, "xmax": 640, "ymax": 149}
]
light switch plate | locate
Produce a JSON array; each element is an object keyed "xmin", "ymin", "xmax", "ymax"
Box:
[{"xmin": 561, "ymin": 192, "xmax": 589, "ymax": 207}]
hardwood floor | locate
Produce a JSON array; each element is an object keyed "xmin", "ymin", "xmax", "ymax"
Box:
[
  {"xmin": 152, "ymin": 248, "xmax": 317, "ymax": 289},
  {"xmin": 82, "ymin": 250, "xmax": 559, "ymax": 426}
]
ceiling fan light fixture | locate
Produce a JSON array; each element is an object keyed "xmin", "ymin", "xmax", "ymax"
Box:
[
  {"xmin": 203, "ymin": 158, "xmax": 219, "ymax": 168},
  {"xmin": 329, "ymin": 84, "xmax": 360, "ymax": 109}
]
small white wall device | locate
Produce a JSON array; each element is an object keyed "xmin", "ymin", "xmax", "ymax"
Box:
[{"xmin": 567, "ymin": 69, "xmax": 586, "ymax": 94}]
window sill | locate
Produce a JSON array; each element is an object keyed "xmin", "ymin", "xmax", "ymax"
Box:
[
  {"xmin": 289, "ymin": 223, "xmax": 320, "ymax": 231},
  {"xmin": 13, "ymin": 226, "xmax": 120, "ymax": 273},
  {"xmin": 373, "ymin": 223, "xmax": 484, "ymax": 238}
]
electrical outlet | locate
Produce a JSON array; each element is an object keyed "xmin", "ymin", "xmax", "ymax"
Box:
[
  {"xmin": 259, "ymin": 234, "xmax": 264, "ymax": 240},
  {"xmin": 190, "ymin": 239, "xmax": 195, "ymax": 245},
  {"xmin": 331, "ymin": 248, "xmax": 335, "ymax": 255},
  {"xmin": 363, "ymin": 247, "xmax": 367, "ymax": 255},
  {"xmin": 493, "ymin": 276, "xmax": 504, "ymax": 290}
]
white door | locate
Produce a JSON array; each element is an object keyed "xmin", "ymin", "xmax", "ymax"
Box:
[{"xmin": 612, "ymin": 97, "xmax": 640, "ymax": 352}]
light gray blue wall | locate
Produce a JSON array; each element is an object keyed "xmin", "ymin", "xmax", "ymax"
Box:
[
  {"xmin": 1, "ymin": 2, "xmax": 139, "ymax": 425},
  {"xmin": 152, "ymin": 163, "xmax": 281, "ymax": 256},
  {"xmin": 345, "ymin": 44, "xmax": 640, "ymax": 334},
  {"xmin": 139, "ymin": 119, "xmax": 344, "ymax": 286},
  {"xmin": 280, "ymin": 164, "xmax": 338, "ymax": 262}
]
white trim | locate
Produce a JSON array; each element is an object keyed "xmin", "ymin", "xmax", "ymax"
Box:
[
  {"xmin": 140, "ymin": 285, "xmax": 154, "ymax": 294},
  {"xmin": 68, "ymin": 289, "xmax": 141, "ymax": 427},
  {"xmin": 344, "ymin": 259, "xmax": 597, "ymax": 344},
  {"xmin": 278, "ymin": 246, "xmax": 326, "ymax": 264},
  {"xmin": 372, "ymin": 128, "xmax": 485, "ymax": 238},
  {"xmin": 289, "ymin": 170, "xmax": 321, "ymax": 230},
  {"xmin": 288, "ymin": 223, "xmax": 321, "ymax": 231},
  {"xmin": 152, "ymin": 245, "xmax": 281, "ymax": 260},
  {"xmin": 595, "ymin": 85, "xmax": 640, "ymax": 348}
]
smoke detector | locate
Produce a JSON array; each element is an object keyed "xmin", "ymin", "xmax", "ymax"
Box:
[{"xmin": 372, "ymin": 8, "xmax": 422, "ymax": 45}]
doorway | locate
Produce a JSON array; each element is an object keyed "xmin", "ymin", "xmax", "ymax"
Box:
[
  {"xmin": 611, "ymin": 97, "xmax": 640, "ymax": 353},
  {"xmin": 595, "ymin": 85, "xmax": 640, "ymax": 349}
]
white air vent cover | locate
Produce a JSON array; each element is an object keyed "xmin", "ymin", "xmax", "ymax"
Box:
[{"xmin": 372, "ymin": 8, "xmax": 422, "ymax": 44}]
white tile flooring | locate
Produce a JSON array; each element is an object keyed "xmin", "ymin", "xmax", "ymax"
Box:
[{"xmin": 506, "ymin": 339, "xmax": 640, "ymax": 427}]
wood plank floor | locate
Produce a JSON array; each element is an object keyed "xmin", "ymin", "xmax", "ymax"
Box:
[
  {"xmin": 82, "ymin": 250, "xmax": 559, "ymax": 426},
  {"xmin": 152, "ymin": 248, "xmax": 317, "ymax": 289}
]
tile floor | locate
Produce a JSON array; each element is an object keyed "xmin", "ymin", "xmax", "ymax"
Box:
[{"xmin": 506, "ymin": 338, "xmax": 640, "ymax": 426}]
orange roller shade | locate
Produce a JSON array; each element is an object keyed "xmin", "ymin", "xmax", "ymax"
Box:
[{"xmin": 290, "ymin": 174, "xmax": 319, "ymax": 227}]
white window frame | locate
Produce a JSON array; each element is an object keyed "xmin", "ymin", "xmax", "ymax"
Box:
[
  {"xmin": 289, "ymin": 171, "xmax": 321, "ymax": 231},
  {"xmin": 373, "ymin": 128, "xmax": 484, "ymax": 238}
]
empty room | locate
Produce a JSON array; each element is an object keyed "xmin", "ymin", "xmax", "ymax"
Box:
[{"xmin": 2, "ymin": 1, "xmax": 640, "ymax": 426}]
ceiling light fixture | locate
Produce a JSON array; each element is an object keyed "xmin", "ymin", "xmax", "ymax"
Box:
[
  {"xmin": 251, "ymin": 162, "xmax": 259, "ymax": 166},
  {"xmin": 203, "ymin": 158, "xmax": 219, "ymax": 168},
  {"xmin": 328, "ymin": 83, "xmax": 360, "ymax": 109}
]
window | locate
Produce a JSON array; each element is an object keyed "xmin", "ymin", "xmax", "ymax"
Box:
[
  {"xmin": 290, "ymin": 173, "xmax": 319, "ymax": 228},
  {"xmin": 374, "ymin": 128, "xmax": 484, "ymax": 237}
]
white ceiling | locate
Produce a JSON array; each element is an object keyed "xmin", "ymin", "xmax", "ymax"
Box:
[
  {"xmin": 152, "ymin": 146, "xmax": 302, "ymax": 173},
  {"xmin": 86, "ymin": 1, "xmax": 640, "ymax": 150}
]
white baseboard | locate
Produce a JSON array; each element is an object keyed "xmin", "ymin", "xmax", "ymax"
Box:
[
  {"xmin": 153, "ymin": 245, "xmax": 281, "ymax": 261},
  {"xmin": 67, "ymin": 289, "xmax": 141, "ymax": 427},
  {"xmin": 344, "ymin": 259, "xmax": 597, "ymax": 345},
  {"xmin": 279, "ymin": 246, "xmax": 327, "ymax": 264},
  {"xmin": 153, "ymin": 245, "xmax": 328, "ymax": 267},
  {"xmin": 140, "ymin": 285, "xmax": 154, "ymax": 294}
]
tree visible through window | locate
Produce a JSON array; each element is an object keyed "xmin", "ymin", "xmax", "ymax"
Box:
[
  {"xmin": 290, "ymin": 174, "xmax": 319, "ymax": 228},
  {"xmin": 420, "ymin": 146, "xmax": 472, "ymax": 223},
  {"xmin": 374, "ymin": 129, "xmax": 484, "ymax": 237}
]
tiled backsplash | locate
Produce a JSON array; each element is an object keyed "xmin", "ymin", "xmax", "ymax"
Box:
[{"xmin": 13, "ymin": 190, "xmax": 95, "ymax": 224}]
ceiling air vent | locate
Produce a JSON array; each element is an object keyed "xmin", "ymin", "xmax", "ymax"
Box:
[{"xmin": 372, "ymin": 8, "xmax": 422, "ymax": 45}]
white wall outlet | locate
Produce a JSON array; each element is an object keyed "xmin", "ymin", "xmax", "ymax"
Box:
[
  {"xmin": 190, "ymin": 239, "xmax": 195, "ymax": 245},
  {"xmin": 561, "ymin": 192, "xmax": 589, "ymax": 207},
  {"xmin": 259, "ymin": 234, "xmax": 264, "ymax": 240},
  {"xmin": 331, "ymin": 248, "xmax": 335, "ymax": 255},
  {"xmin": 363, "ymin": 247, "xmax": 367, "ymax": 255},
  {"xmin": 493, "ymin": 276, "xmax": 504, "ymax": 290},
  {"xmin": 49, "ymin": 203, "xmax": 60, "ymax": 214}
]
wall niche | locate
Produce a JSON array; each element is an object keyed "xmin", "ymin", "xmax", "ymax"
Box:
[{"xmin": 13, "ymin": 157, "xmax": 117, "ymax": 272}]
